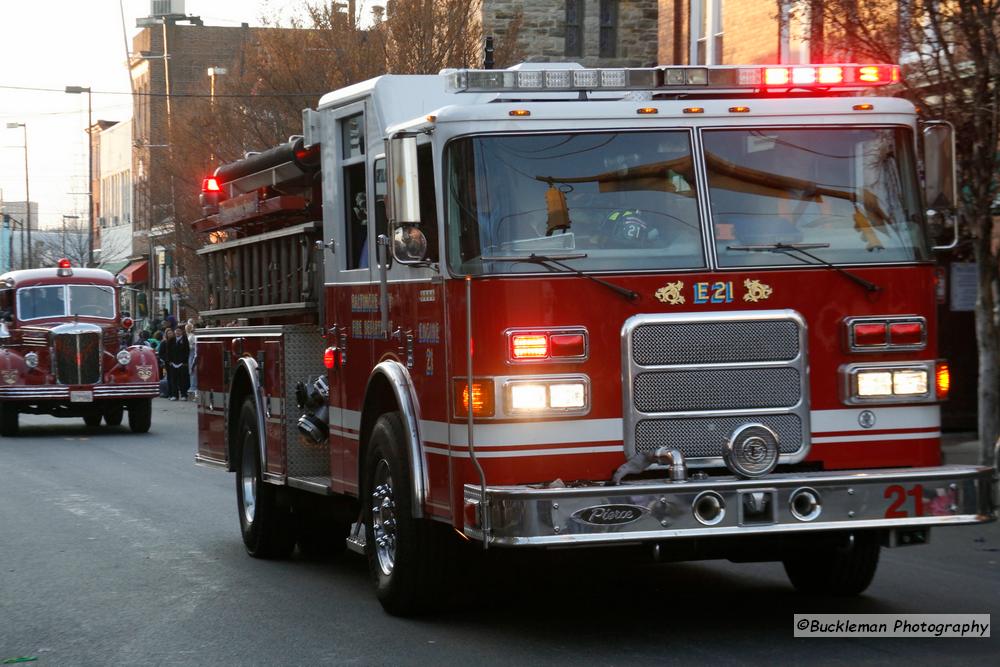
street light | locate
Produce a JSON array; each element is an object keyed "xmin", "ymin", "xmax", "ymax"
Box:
[
  {"xmin": 65, "ymin": 85, "xmax": 94, "ymax": 268},
  {"xmin": 5, "ymin": 122, "xmax": 30, "ymax": 268}
]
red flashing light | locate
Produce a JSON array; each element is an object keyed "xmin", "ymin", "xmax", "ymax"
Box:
[
  {"xmin": 889, "ymin": 322, "xmax": 924, "ymax": 346},
  {"xmin": 764, "ymin": 67, "xmax": 790, "ymax": 85},
  {"xmin": 58, "ymin": 258, "xmax": 72, "ymax": 269},
  {"xmin": 853, "ymin": 322, "xmax": 887, "ymax": 347},
  {"xmin": 323, "ymin": 347, "xmax": 337, "ymax": 369},
  {"xmin": 511, "ymin": 334, "xmax": 548, "ymax": 360},
  {"xmin": 202, "ymin": 177, "xmax": 221, "ymax": 192},
  {"xmin": 550, "ymin": 334, "xmax": 586, "ymax": 358},
  {"xmin": 122, "ymin": 317, "xmax": 134, "ymax": 331}
]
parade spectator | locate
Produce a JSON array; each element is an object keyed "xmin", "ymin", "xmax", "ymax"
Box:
[
  {"xmin": 171, "ymin": 327, "xmax": 191, "ymax": 400},
  {"xmin": 186, "ymin": 322, "xmax": 197, "ymax": 399},
  {"xmin": 159, "ymin": 328, "xmax": 177, "ymax": 399}
]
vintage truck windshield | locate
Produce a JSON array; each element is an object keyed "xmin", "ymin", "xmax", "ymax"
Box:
[
  {"xmin": 704, "ymin": 127, "xmax": 928, "ymax": 266},
  {"xmin": 446, "ymin": 131, "xmax": 705, "ymax": 275},
  {"xmin": 17, "ymin": 284, "xmax": 116, "ymax": 320}
]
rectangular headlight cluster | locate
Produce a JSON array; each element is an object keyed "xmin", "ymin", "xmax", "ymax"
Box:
[
  {"xmin": 845, "ymin": 362, "xmax": 937, "ymax": 404},
  {"xmin": 505, "ymin": 377, "xmax": 589, "ymax": 415}
]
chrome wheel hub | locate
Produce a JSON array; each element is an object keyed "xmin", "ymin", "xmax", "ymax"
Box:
[
  {"xmin": 241, "ymin": 438, "xmax": 257, "ymax": 524},
  {"xmin": 370, "ymin": 459, "xmax": 398, "ymax": 576}
]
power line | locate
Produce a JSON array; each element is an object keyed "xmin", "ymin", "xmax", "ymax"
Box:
[{"xmin": 0, "ymin": 83, "xmax": 325, "ymax": 98}]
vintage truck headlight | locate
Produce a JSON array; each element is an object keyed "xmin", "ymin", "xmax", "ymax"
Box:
[
  {"xmin": 845, "ymin": 363, "xmax": 934, "ymax": 403},
  {"xmin": 504, "ymin": 376, "xmax": 589, "ymax": 415},
  {"xmin": 116, "ymin": 350, "xmax": 132, "ymax": 366},
  {"xmin": 24, "ymin": 352, "xmax": 39, "ymax": 369}
]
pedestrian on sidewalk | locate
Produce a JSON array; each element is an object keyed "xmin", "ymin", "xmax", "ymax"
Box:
[{"xmin": 186, "ymin": 322, "xmax": 197, "ymax": 400}]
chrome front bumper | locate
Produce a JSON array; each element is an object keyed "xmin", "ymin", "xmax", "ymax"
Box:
[
  {"xmin": 0, "ymin": 382, "xmax": 160, "ymax": 400},
  {"xmin": 463, "ymin": 465, "xmax": 996, "ymax": 547}
]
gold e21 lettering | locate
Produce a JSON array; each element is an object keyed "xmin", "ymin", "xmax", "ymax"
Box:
[{"xmin": 693, "ymin": 281, "xmax": 733, "ymax": 304}]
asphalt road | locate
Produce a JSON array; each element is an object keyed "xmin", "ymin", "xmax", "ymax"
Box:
[{"xmin": 1, "ymin": 399, "xmax": 997, "ymax": 665}]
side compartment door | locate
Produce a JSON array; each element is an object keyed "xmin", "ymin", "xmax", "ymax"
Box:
[{"xmin": 196, "ymin": 339, "xmax": 227, "ymax": 463}]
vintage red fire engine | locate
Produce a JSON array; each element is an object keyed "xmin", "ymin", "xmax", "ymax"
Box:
[
  {"xmin": 193, "ymin": 62, "xmax": 996, "ymax": 615},
  {"xmin": 0, "ymin": 260, "xmax": 159, "ymax": 435}
]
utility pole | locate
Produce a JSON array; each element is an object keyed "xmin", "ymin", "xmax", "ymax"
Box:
[
  {"xmin": 64, "ymin": 86, "xmax": 94, "ymax": 267},
  {"xmin": 5, "ymin": 122, "xmax": 30, "ymax": 268}
]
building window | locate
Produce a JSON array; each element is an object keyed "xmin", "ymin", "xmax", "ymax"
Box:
[
  {"xmin": 599, "ymin": 0, "xmax": 618, "ymax": 59},
  {"xmin": 565, "ymin": 0, "xmax": 583, "ymax": 57},
  {"xmin": 691, "ymin": 0, "xmax": 724, "ymax": 65}
]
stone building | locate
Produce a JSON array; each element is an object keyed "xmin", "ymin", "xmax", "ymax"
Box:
[{"xmin": 483, "ymin": 1, "xmax": 659, "ymax": 68}]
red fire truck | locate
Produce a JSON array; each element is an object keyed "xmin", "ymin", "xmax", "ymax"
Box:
[
  {"xmin": 0, "ymin": 260, "xmax": 160, "ymax": 435},
  {"xmin": 193, "ymin": 62, "xmax": 996, "ymax": 615}
]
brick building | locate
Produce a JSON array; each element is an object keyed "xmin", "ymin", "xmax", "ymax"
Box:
[{"xmin": 483, "ymin": 1, "xmax": 659, "ymax": 67}]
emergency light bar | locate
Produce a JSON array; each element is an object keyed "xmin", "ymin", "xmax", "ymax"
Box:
[{"xmin": 446, "ymin": 64, "xmax": 900, "ymax": 93}]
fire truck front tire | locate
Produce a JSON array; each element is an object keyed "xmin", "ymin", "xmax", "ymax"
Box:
[
  {"xmin": 83, "ymin": 414, "xmax": 103, "ymax": 427},
  {"xmin": 235, "ymin": 398, "xmax": 295, "ymax": 559},
  {"xmin": 104, "ymin": 405, "xmax": 124, "ymax": 426},
  {"xmin": 365, "ymin": 412, "xmax": 455, "ymax": 616},
  {"xmin": 0, "ymin": 403, "xmax": 18, "ymax": 437},
  {"xmin": 128, "ymin": 399, "xmax": 152, "ymax": 433},
  {"xmin": 782, "ymin": 531, "xmax": 881, "ymax": 596}
]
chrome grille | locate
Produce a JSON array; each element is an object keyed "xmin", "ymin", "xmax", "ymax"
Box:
[
  {"xmin": 634, "ymin": 367, "xmax": 801, "ymax": 412},
  {"xmin": 623, "ymin": 311, "xmax": 810, "ymax": 466},
  {"xmin": 635, "ymin": 415, "xmax": 802, "ymax": 459},
  {"xmin": 632, "ymin": 320, "xmax": 799, "ymax": 366},
  {"xmin": 54, "ymin": 329, "xmax": 101, "ymax": 385}
]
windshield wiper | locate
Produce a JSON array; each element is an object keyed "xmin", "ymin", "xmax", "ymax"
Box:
[
  {"xmin": 482, "ymin": 253, "xmax": 639, "ymax": 302},
  {"xmin": 727, "ymin": 242, "xmax": 880, "ymax": 294}
]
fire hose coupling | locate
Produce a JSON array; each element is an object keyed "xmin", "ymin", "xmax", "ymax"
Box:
[{"xmin": 296, "ymin": 375, "xmax": 330, "ymax": 444}]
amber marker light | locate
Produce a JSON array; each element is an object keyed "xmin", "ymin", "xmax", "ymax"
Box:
[
  {"xmin": 936, "ymin": 362, "xmax": 951, "ymax": 400},
  {"xmin": 729, "ymin": 106, "xmax": 750, "ymax": 113},
  {"xmin": 682, "ymin": 107, "xmax": 705, "ymax": 114},
  {"xmin": 454, "ymin": 379, "xmax": 495, "ymax": 418},
  {"xmin": 853, "ymin": 103, "xmax": 875, "ymax": 111},
  {"xmin": 509, "ymin": 109, "xmax": 531, "ymax": 117},
  {"xmin": 636, "ymin": 107, "xmax": 658, "ymax": 114}
]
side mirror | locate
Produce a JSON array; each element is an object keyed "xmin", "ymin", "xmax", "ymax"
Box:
[
  {"xmin": 391, "ymin": 224, "xmax": 428, "ymax": 264},
  {"xmin": 922, "ymin": 121, "xmax": 960, "ymax": 251},
  {"xmin": 387, "ymin": 134, "xmax": 421, "ymax": 226}
]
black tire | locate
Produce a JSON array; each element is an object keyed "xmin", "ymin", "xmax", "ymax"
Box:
[
  {"xmin": 235, "ymin": 398, "xmax": 295, "ymax": 559},
  {"xmin": 104, "ymin": 405, "xmax": 124, "ymax": 426},
  {"xmin": 83, "ymin": 414, "xmax": 103, "ymax": 427},
  {"xmin": 783, "ymin": 531, "xmax": 881, "ymax": 596},
  {"xmin": 128, "ymin": 398, "xmax": 152, "ymax": 434},
  {"xmin": 365, "ymin": 412, "xmax": 456, "ymax": 616},
  {"xmin": 0, "ymin": 403, "xmax": 18, "ymax": 437}
]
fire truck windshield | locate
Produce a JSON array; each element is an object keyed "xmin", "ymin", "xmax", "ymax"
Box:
[
  {"xmin": 17, "ymin": 284, "xmax": 115, "ymax": 320},
  {"xmin": 705, "ymin": 127, "xmax": 928, "ymax": 266},
  {"xmin": 446, "ymin": 131, "xmax": 705, "ymax": 274}
]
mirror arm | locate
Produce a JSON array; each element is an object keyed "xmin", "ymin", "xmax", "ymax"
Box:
[{"xmin": 932, "ymin": 213, "xmax": 960, "ymax": 251}]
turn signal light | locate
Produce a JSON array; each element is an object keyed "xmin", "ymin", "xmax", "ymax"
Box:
[
  {"xmin": 936, "ymin": 362, "xmax": 951, "ymax": 400},
  {"xmin": 454, "ymin": 379, "xmax": 495, "ymax": 418}
]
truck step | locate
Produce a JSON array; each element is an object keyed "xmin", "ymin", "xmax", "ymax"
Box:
[{"xmin": 346, "ymin": 522, "xmax": 366, "ymax": 555}]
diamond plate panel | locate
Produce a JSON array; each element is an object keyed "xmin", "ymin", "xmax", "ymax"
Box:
[
  {"xmin": 634, "ymin": 367, "xmax": 801, "ymax": 412},
  {"xmin": 632, "ymin": 320, "xmax": 799, "ymax": 366},
  {"xmin": 282, "ymin": 325, "xmax": 329, "ymax": 479},
  {"xmin": 635, "ymin": 414, "xmax": 803, "ymax": 459}
]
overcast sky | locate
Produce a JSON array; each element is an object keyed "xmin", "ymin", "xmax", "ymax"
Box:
[{"xmin": 0, "ymin": 0, "xmax": 309, "ymax": 230}]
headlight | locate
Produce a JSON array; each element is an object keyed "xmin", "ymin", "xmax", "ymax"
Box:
[
  {"xmin": 847, "ymin": 364, "xmax": 933, "ymax": 403},
  {"xmin": 24, "ymin": 352, "xmax": 39, "ymax": 369},
  {"xmin": 504, "ymin": 377, "xmax": 589, "ymax": 415},
  {"xmin": 116, "ymin": 350, "xmax": 132, "ymax": 366}
]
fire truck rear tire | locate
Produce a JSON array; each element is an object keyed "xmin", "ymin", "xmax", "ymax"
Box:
[
  {"xmin": 83, "ymin": 414, "xmax": 103, "ymax": 427},
  {"xmin": 128, "ymin": 399, "xmax": 152, "ymax": 433},
  {"xmin": 0, "ymin": 404, "xmax": 18, "ymax": 437},
  {"xmin": 104, "ymin": 405, "xmax": 124, "ymax": 426},
  {"xmin": 782, "ymin": 531, "xmax": 881, "ymax": 596},
  {"xmin": 365, "ymin": 412, "xmax": 455, "ymax": 616},
  {"xmin": 236, "ymin": 398, "xmax": 296, "ymax": 559}
]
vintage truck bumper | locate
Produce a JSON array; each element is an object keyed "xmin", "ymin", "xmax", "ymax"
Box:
[
  {"xmin": 463, "ymin": 465, "xmax": 997, "ymax": 547},
  {"xmin": 0, "ymin": 383, "xmax": 160, "ymax": 401}
]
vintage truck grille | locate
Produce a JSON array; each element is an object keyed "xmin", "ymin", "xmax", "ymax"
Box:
[
  {"xmin": 53, "ymin": 326, "xmax": 102, "ymax": 385},
  {"xmin": 623, "ymin": 311, "xmax": 810, "ymax": 466}
]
